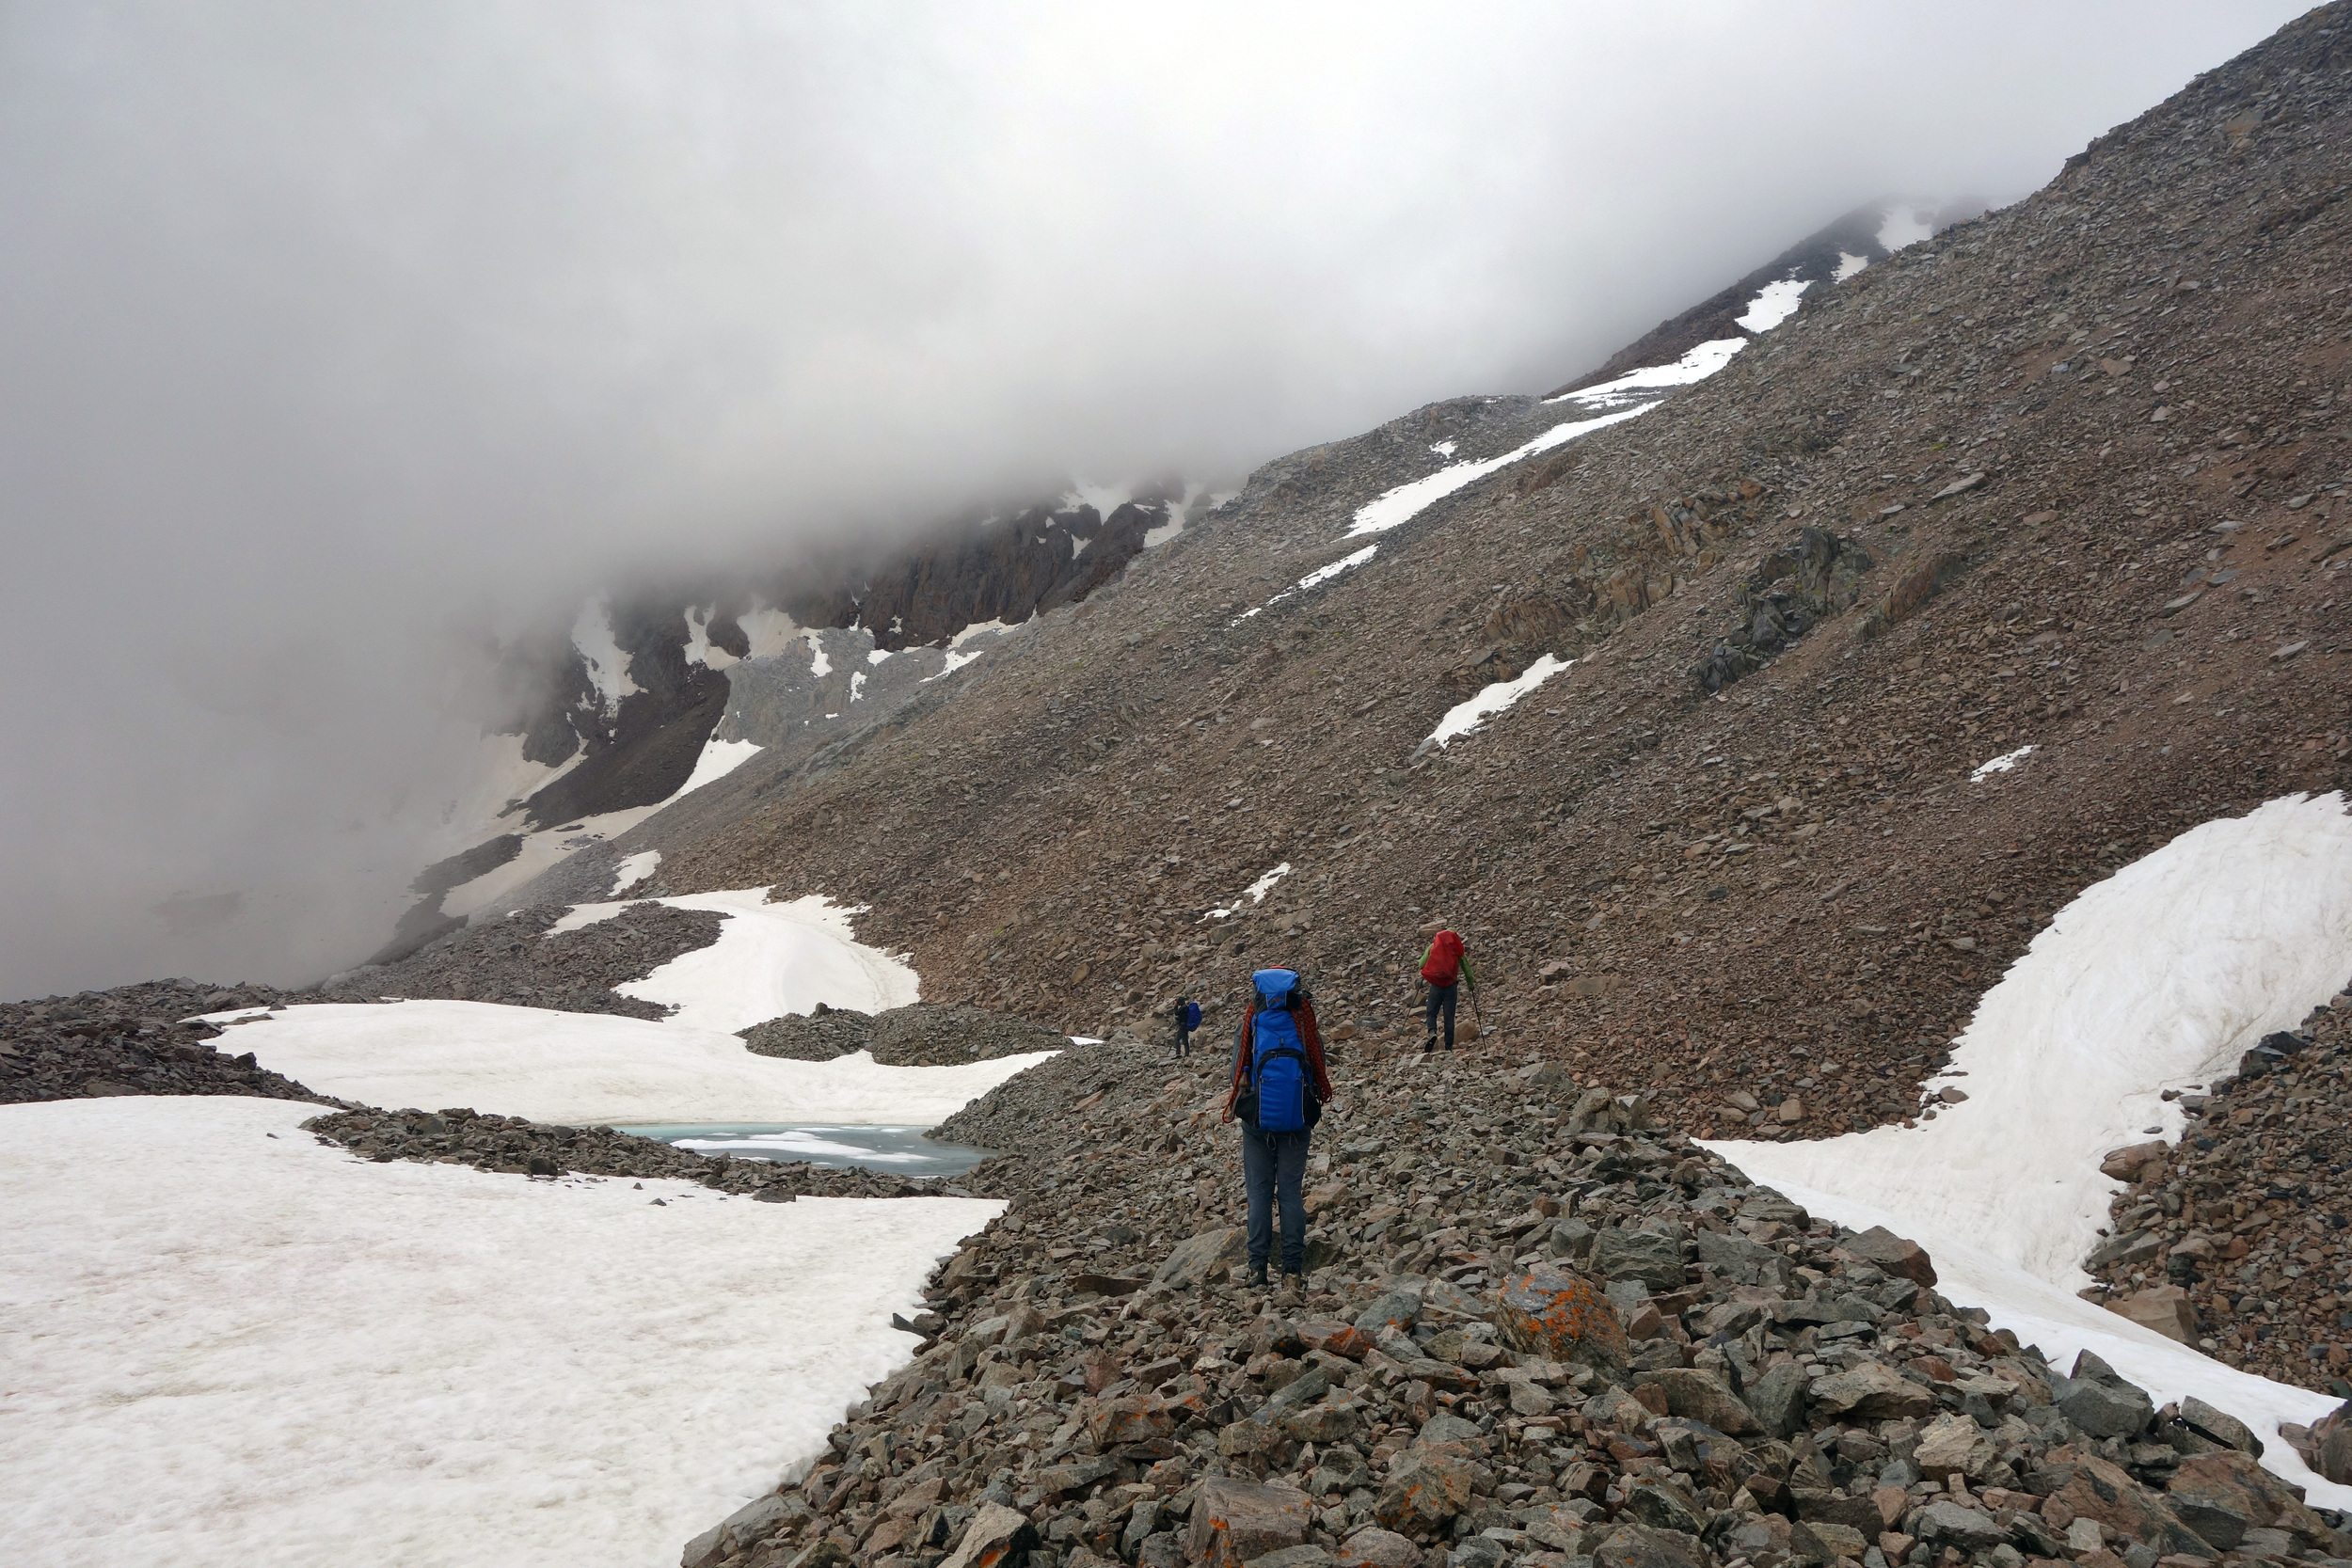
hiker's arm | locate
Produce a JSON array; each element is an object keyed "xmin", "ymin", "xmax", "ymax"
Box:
[
  {"xmin": 1222, "ymin": 1007, "xmax": 1252, "ymax": 1121},
  {"xmin": 1461, "ymin": 954, "xmax": 1477, "ymax": 990},
  {"xmin": 1299, "ymin": 1001, "xmax": 1338, "ymax": 1105}
]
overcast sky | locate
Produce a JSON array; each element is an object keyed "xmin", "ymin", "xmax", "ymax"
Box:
[{"xmin": 0, "ymin": 1, "xmax": 2310, "ymax": 996}]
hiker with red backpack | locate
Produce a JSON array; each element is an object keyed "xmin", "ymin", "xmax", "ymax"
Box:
[
  {"xmin": 1419, "ymin": 927, "xmax": 1477, "ymax": 1051},
  {"xmin": 1221, "ymin": 967, "xmax": 1338, "ymax": 1302}
]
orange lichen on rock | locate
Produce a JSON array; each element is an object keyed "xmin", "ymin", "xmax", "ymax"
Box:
[{"xmin": 1489, "ymin": 1265, "xmax": 1628, "ymax": 1368}]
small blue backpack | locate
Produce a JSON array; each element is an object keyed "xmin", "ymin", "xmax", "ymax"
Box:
[
  {"xmin": 1181, "ymin": 1001, "xmax": 1201, "ymax": 1032},
  {"xmin": 1241, "ymin": 968, "xmax": 1314, "ymax": 1132}
]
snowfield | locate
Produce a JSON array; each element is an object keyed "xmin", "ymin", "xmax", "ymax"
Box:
[
  {"xmin": 0, "ymin": 1095, "xmax": 999, "ymax": 1568},
  {"xmin": 547, "ymin": 888, "xmax": 919, "ymax": 1034},
  {"xmin": 222, "ymin": 889, "xmax": 1046, "ymax": 1124},
  {"xmin": 1708, "ymin": 792, "xmax": 2352, "ymax": 1506},
  {"xmin": 216, "ymin": 998, "xmax": 1055, "ymax": 1126}
]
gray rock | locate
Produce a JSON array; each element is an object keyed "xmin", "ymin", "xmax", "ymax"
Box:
[
  {"xmin": 1913, "ymin": 1498, "xmax": 2010, "ymax": 1552},
  {"xmin": 1592, "ymin": 1227, "xmax": 1685, "ymax": 1291},
  {"xmin": 2178, "ymin": 1396, "xmax": 2264, "ymax": 1457},
  {"xmin": 2058, "ymin": 1373, "xmax": 2154, "ymax": 1437},
  {"xmin": 1748, "ymin": 1360, "xmax": 1809, "ymax": 1436},
  {"xmin": 1155, "ymin": 1227, "xmax": 1246, "ymax": 1287}
]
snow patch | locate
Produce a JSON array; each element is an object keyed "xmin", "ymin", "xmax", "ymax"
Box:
[
  {"xmin": 1064, "ymin": 478, "xmax": 1131, "ymax": 521},
  {"xmin": 1423, "ymin": 654, "xmax": 1570, "ymax": 750},
  {"xmin": 546, "ymin": 888, "xmax": 917, "ymax": 1033},
  {"xmin": 679, "ymin": 736, "xmax": 762, "ymax": 797},
  {"xmin": 1203, "ymin": 863, "xmax": 1293, "ymax": 921},
  {"xmin": 1346, "ymin": 404, "xmax": 1653, "ymax": 538},
  {"xmin": 0, "ymin": 1094, "xmax": 997, "ymax": 1568},
  {"xmin": 609, "ymin": 850, "xmax": 660, "ymax": 895},
  {"xmin": 1833, "ymin": 249, "xmax": 1870, "ymax": 282},
  {"xmin": 849, "ymin": 672, "xmax": 866, "ymax": 703},
  {"xmin": 1429, "ymin": 440, "xmax": 1457, "ymax": 457},
  {"xmin": 1548, "ymin": 338, "xmax": 1748, "ymax": 408},
  {"xmin": 1707, "ymin": 793, "xmax": 2352, "ymax": 1506},
  {"xmin": 1877, "ymin": 203, "xmax": 1934, "ymax": 252},
  {"xmin": 1736, "ymin": 276, "xmax": 1810, "ymax": 334},
  {"xmin": 569, "ymin": 596, "xmax": 640, "ymax": 716},
  {"xmin": 1143, "ymin": 483, "xmax": 1205, "ymax": 548},
  {"xmin": 924, "ymin": 650, "xmax": 981, "ymax": 681},
  {"xmin": 441, "ymin": 800, "xmax": 668, "ymax": 919},
  {"xmin": 866, "ymin": 647, "xmax": 895, "ymax": 665},
  {"xmin": 803, "ymin": 629, "xmax": 832, "ymax": 678},
  {"xmin": 1237, "ymin": 544, "xmax": 1381, "ymax": 621},
  {"xmin": 438, "ymin": 736, "xmax": 757, "ymax": 919},
  {"xmin": 737, "ymin": 607, "xmax": 803, "ymax": 661},
  {"xmin": 683, "ymin": 606, "xmax": 738, "ymax": 670},
  {"xmin": 1971, "ymin": 744, "xmax": 2036, "ymax": 782},
  {"xmin": 949, "ymin": 619, "xmax": 1009, "ymax": 649}
]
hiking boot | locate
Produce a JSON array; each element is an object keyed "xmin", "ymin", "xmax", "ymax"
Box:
[
  {"xmin": 1278, "ymin": 1272, "xmax": 1303, "ymax": 1306},
  {"xmin": 1246, "ymin": 1263, "xmax": 1268, "ymax": 1290}
]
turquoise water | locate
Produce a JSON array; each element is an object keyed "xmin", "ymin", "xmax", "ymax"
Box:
[{"xmin": 617, "ymin": 1123, "xmax": 991, "ymax": 1178}]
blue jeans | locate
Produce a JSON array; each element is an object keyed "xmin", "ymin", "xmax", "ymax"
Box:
[
  {"xmin": 1242, "ymin": 1124, "xmax": 1311, "ymax": 1275},
  {"xmin": 1424, "ymin": 984, "xmax": 1457, "ymax": 1048}
]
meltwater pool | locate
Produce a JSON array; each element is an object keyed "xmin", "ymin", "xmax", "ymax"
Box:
[{"xmin": 618, "ymin": 1123, "xmax": 992, "ymax": 1178}]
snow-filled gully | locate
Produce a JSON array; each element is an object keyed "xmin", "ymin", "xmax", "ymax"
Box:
[
  {"xmin": 1709, "ymin": 792, "xmax": 2352, "ymax": 1506},
  {"xmin": 216, "ymin": 888, "xmax": 1048, "ymax": 1127}
]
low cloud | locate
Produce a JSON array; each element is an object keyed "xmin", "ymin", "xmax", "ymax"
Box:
[{"xmin": 0, "ymin": 0, "xmax": 2305, "ymax": 994}]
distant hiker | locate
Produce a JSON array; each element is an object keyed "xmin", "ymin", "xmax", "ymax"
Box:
[
  {"xmin": 1419, "ymin": 927, "xmax": 1477, "ymax": 1051},
  {"xmin": 1172, "ymin": 996, "xmax": 1201, "ymax": 1058},
  {"xmin": 1221, "ymin": 967, "xmax": 1337, "ymax": 1302}
]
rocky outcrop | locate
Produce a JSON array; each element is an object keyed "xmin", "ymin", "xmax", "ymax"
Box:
[
  {"xmin": 741, "ymin": 1004, "xmax": 878, "ymax": 1061},
  {"xmin": 1691, "ymin": 528, "xmax": 1873, "ymax": 694}
]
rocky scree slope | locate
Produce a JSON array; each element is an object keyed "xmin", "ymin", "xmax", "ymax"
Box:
[
  {"xmin": 654, "ymin": 7, "xmax": 2352, "ymax": 1151},
  {"xmin": 675, "ymin": 1033, "xmax": 2352, "ymax": 1568},
  {"xmin": 1545, "ymin": 201, "xmax": 1982, "ymax": 401},
  {"xmin": 2084, "ymin": 988, "xmax": 2352, "ymax": 1398},
  {"xmin": 1, "ymin": 978, "xmax": 325, "ymax": 1105},
  {"xmin": 322, "ymin": 901, "xmax": 725, "ymax": 1015}
]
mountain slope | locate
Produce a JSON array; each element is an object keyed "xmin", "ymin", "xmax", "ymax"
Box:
[{"xmin": 642, "ymin": 4, "xmax": 2349, "ymax": 1146}]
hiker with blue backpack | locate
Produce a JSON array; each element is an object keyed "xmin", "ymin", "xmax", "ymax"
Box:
[
  {"xmin": 1221, "ymin": 967, "xmax": 1338, "ymax": 1302},
  {"xmin": 1172, "ymin": 995, "xmax": 1201, "ymax": 1058}
]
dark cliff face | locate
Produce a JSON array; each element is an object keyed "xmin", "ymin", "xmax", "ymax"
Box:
[
  {"xmin": 796, "ymin": 489, "xmax": 1178, "ymax": 650},
  {"xmin": 369, "ymin": 479, "xmax": 1188, "ymax": 962}
]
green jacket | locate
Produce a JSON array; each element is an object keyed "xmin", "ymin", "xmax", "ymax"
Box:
[{"xmin": 1420, "ymin": 939, "xmax": 1476, "ymax": 990}]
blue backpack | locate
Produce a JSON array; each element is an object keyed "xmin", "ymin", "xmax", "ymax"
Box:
[
  {"xmin": 1242, "ymin": 969, "xmax": 1314, "ymax": 1132},
  {"xmin": 1181, "ymin": 1001, "xmax": 1201, "ymax": 1032}
]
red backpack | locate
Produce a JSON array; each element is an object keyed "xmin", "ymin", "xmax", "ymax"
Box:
[{"xmin": 1422, "ymin": 929, "xmax": 1465, "ymax": 986}]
